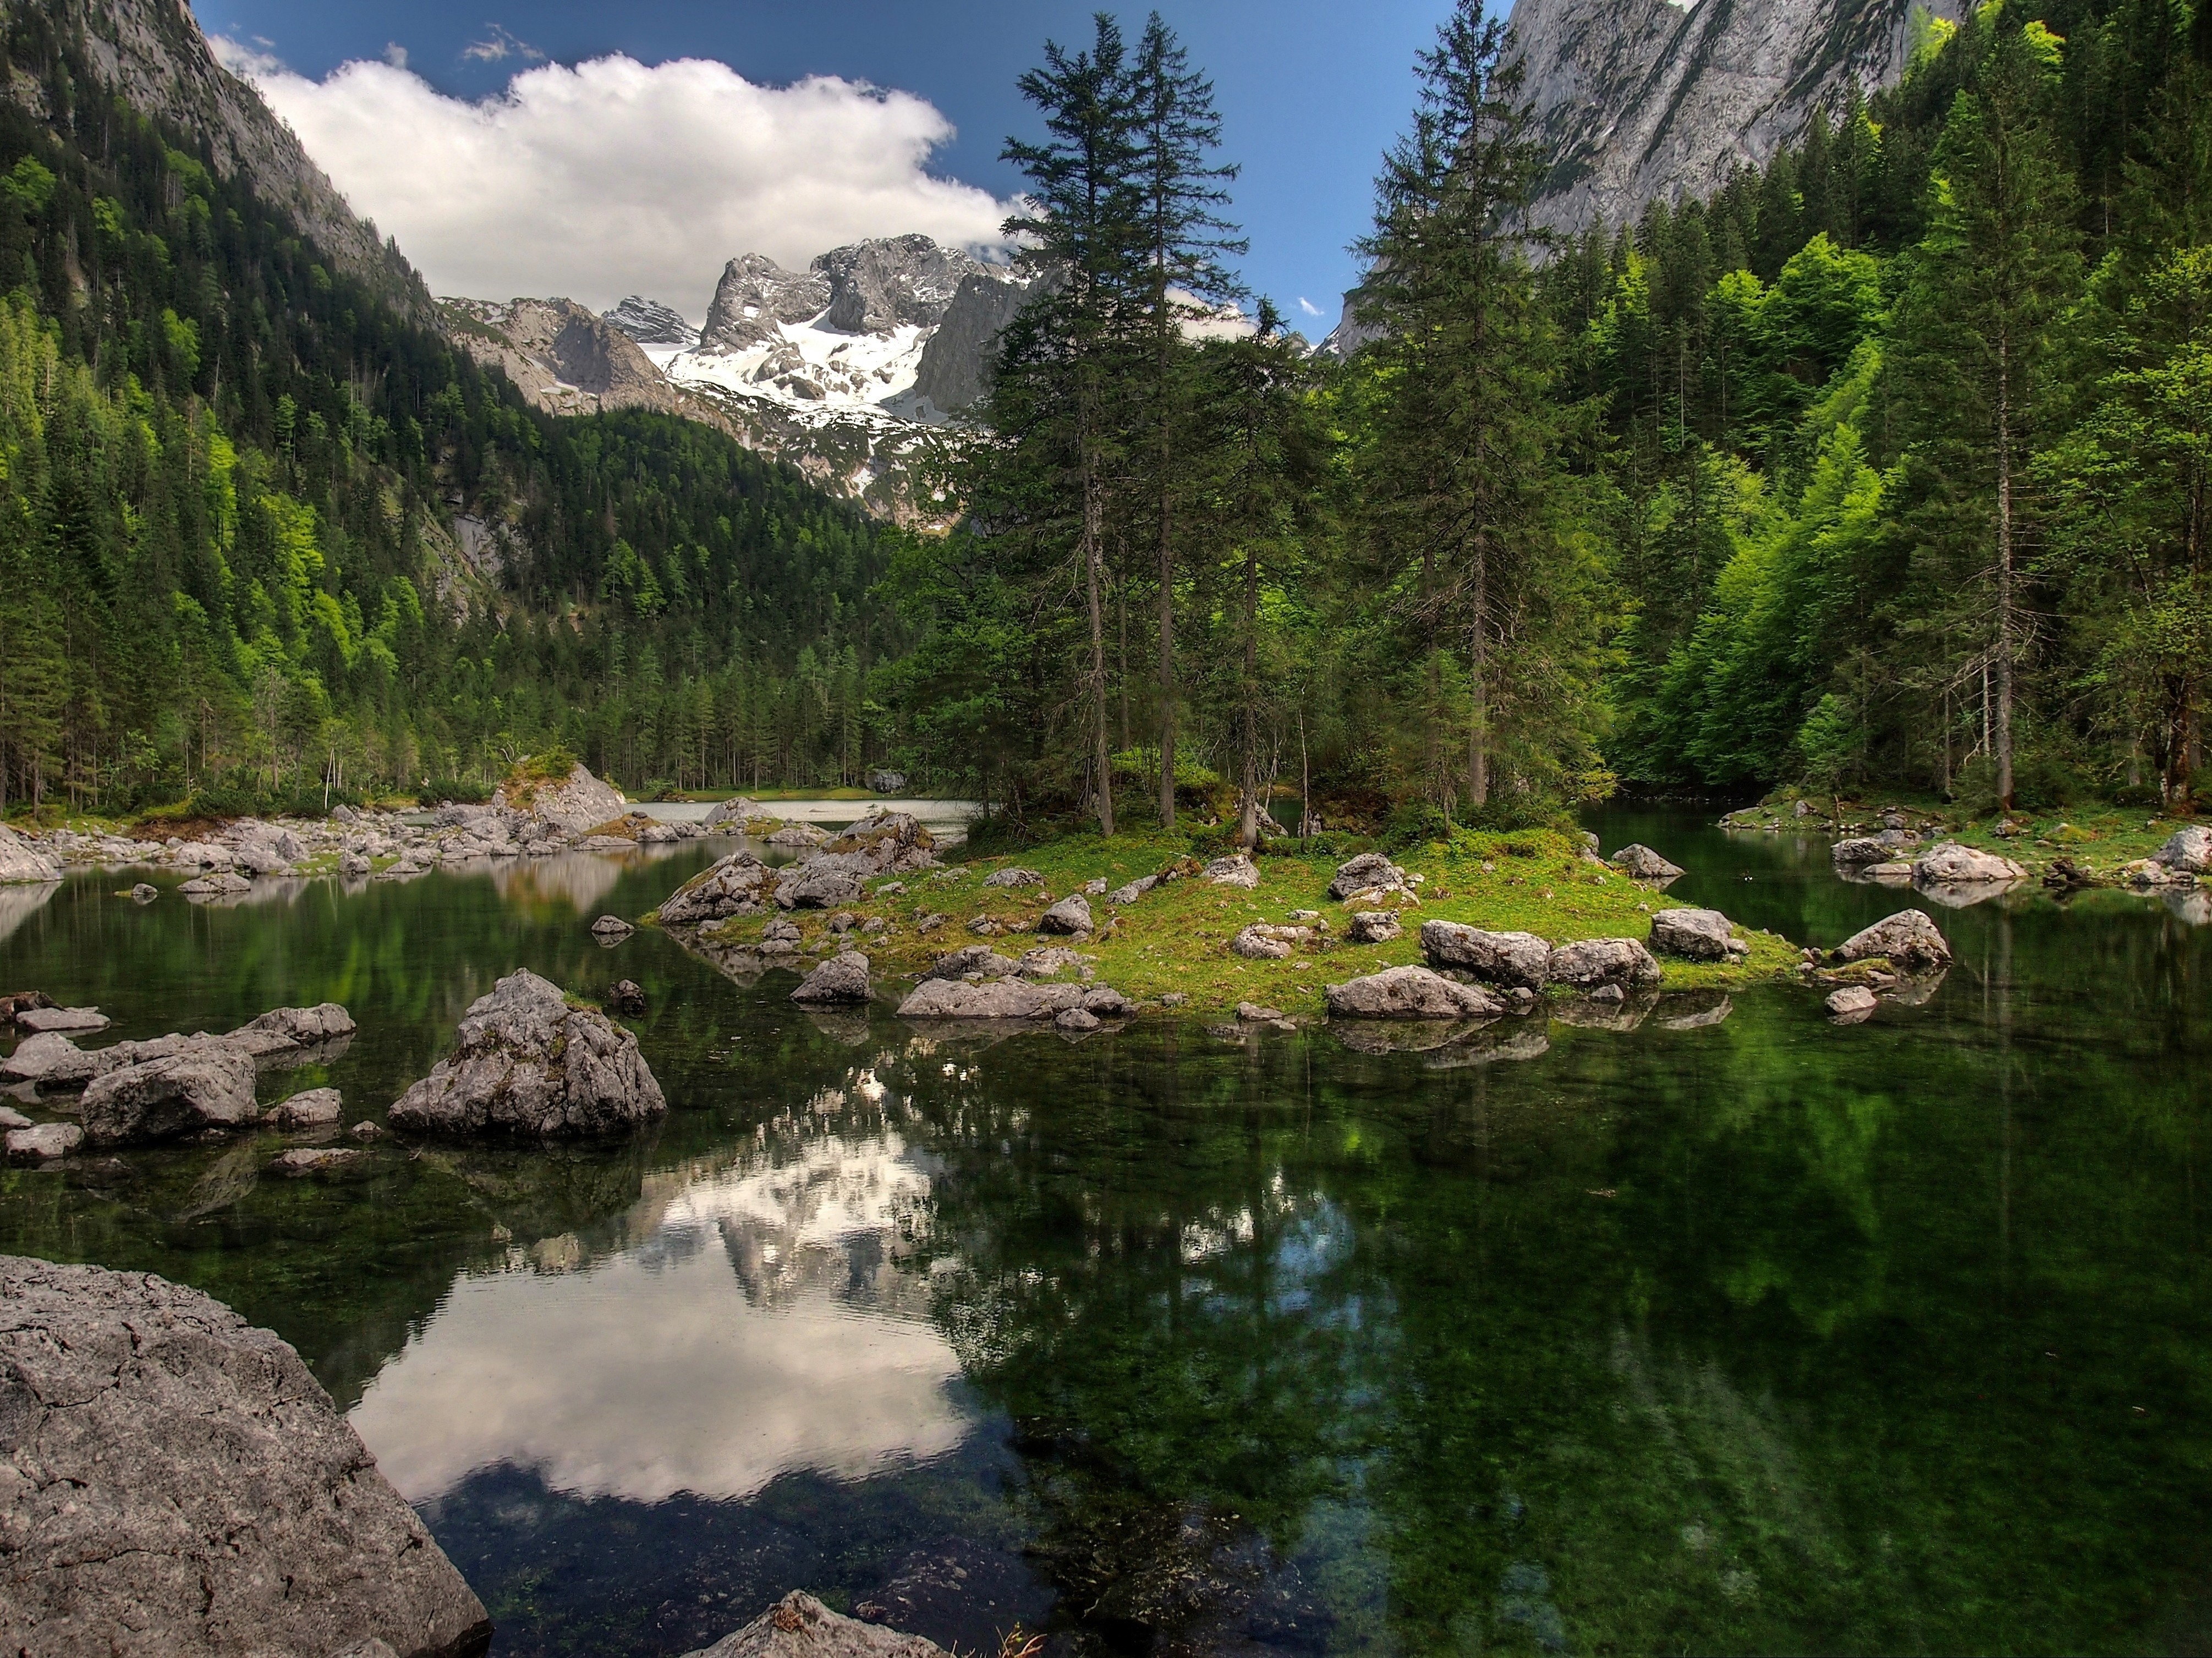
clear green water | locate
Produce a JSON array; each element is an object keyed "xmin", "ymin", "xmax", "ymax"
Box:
[{"xmin": 2, "ymin": 816, "xmax": 2209, "ymax": 1656}]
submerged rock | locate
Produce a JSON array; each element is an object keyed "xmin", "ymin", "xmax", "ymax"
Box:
[
  {"xmin": 1648, "ymin": 907, "xmax": 1748, "ymax": 962},
  {"xmin": 1546, "ymin": 937, "xmax": 1663, "ymax": 991},
  {"xmin": 13, "ymin": 1005, "xmax": 107, "ymax": 1035},
  {"xmin": 1325, "ymin": 965, "xmax": 1503, "ymax": 1020},
  {"xmin": 389, "ymin": 969, "xmax": 667, "ymax": 1138},
  {"xmin": 1421, "ymin": 921, "xmax": 1551, "ymax": 990},
  {"xmin": 792, "ymin": 951, "xmax": 871, "ymax": 1004},
  {"xmin": 268, "ymin": 1087, "xmax": 345, "ymax": 1128},
  {"xmin": 0, "ymin": 1255, "xmax": 490, "ymax": 1657},
  {"xmin": 1826, "ymin": 985, "xmax": 1879, "ymax": 1020},
  {"xmin": 271, "ymin": 1146, "xmax": 366, "ymax": 1176},
  {"xmin": 681, "ymin": 1590, "xmax": 946, "ymax": 1658},
  {"xmin": 131, "ymin": 882, "xmax": 158, "ymax": 902},
  {"xmin": 608, "ymin": 979, "xmax": 648, "ymax": 1016},
  {"xmin": 1836, "ymin": 909, "xmax": 1952, "ymax": 972}
]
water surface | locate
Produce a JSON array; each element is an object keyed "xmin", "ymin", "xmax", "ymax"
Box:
[{"xmin": 2, "ymin": 815, "xmax": 2208, "ymax": 1656}]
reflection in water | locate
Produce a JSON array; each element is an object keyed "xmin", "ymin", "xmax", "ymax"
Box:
[
  {"xmin": 0, "ymin": 880, "xmax": 57, "ymax": 945},
  {"xmin": 351, "ymin": 1108, "xmax": 968, "ymax": 1506}
]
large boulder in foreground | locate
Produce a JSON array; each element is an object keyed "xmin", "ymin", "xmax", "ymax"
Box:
[
  {"xmin": 1421, "ymin": 921, "xmax": 1550, "ymax": 989},
  {"xmin": 1912, "ymin": 841, "xmax": 2027, "ymax": 885},
  {"xmin": 1836, "ymin": 909, "xmax": 1952, "ymax": 971},
  {"xmin": 495, "ymin": 760, "xmax": 626, "ymax": 835},
  {"xmin": 682, "ymin": 1591, "xmax": 945, "ymax": 1658},
  {"xmin": 1325, "ymin": 965, "xmax": 1503, "ymax": 1020},
  {"xmin": 1546, "ymin": 937, "xmax": 1663, "ymax": 991},
  {"xmin": 2155, "ymin": 825, "xmax": 2212, "ymax": 874},
  {"xmin": 1649, "ymin": 907, "xmax": 1749, "ymax": 962},
  {"xmin": 0, "ymin": 1255, "xmax": 491, "ymax": 1658},
  {"xmin": 0, "ymin": 823, "xmax": 61, "ymax": 885},
  {"xmin": 389, "ymin": 969, "xmax": 666, "ymax": 1137}
]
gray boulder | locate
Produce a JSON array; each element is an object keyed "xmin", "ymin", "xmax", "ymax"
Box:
[
  {"xmin": 682, "ymin": 1590, "xmax": 947, "ymax": 1658},
  {"xmin": 2155, "ymin": 825, "xmax": 2212, "ymax": 874},
  {"xmin": 1421, "ymin": 921, "xmax": 1552, "ymax": 990},
  {"xmin": 1547, "ymin": 937, "xmax": 1664, "ymax": 991},
  {"xmin": 592, "ymin": 914, "xmax": 635, "ymax": 941},
  {"xmin": 81, "ymin": 1044, "xmax": 260, "ymax": 1146},
  {"xmin": 1609, "ymin": 844, "xmax": 1685, "ymax": 881},
  {"xmin": 495, "ymin": 761, "xmax": 626, "ymax": 834},
  {"xmin": 1329, "ymin": 852, "xmax": 1407, "ymax": 902},
  {"xmin": 228, "ymin": 1002, "xmax": 358, "ymax": 1058},
  {"xmin": 1231, "ymin": 923, "xmax": 1311, "ymax": 959},
  {"xmin": 269, "ymin": 1088, "xmax": 344, "ymax": 1128},
  {"xmin": 776, "ymin": 853, "xmax": 875, "ymax": 910},
  {"xmin": 1056, "ymin": 1007, "xmax": 1100, "ymax": 1033},
  {"xmin": 1826, "ymin": 986, "xmax": 1879, "ymax": 1019},
  {"xmin": 1913, "ymin": 842, "xmax": 2027, "ymax": 885},
  {"xmin": 131, "ymin": 882, "xmax": 158, "ymax": 902},
  {"xmin": 819, "ymin": 810, "xmax": 936, "ymax": 874},
  {"xmin": 897, "ymin": 979, "xmax": 1122, "ymax": 1020},
  {"xmin": 982, "ymin": 866, "xmax": 1042, "ymax": 888},
  {"xmin": 388, "ymin": 970, "xmax": 667, "ymax": 1137},
  {"xmin": 1836, "ymin": 909, "xmax": 1952, "ymax": 971},
  {"xmin": 792, "ymin": 951, "xmax": 871, "ymax": 1004},
  {"xmin": 1039, "ymin": 893, "xmax": 1094, "ymax": 935},
  {"xmin": 702, "ymin": 796, "xmax": 761, "ymax": 828},
  {"xmin": 1831, "ymin": 837, "xmax": 1892, "ymax": 866},
  {"xmin": 14, "ymin": 1006, "xmax": 108, "ymax": 1035},
  {"xmin": 5, "ymin": 1123, "xmax": 80, "ymax": 1160},
  {"xmin": 1649, "ymin": 907, "xmax": 1748, "ymax": 962},
  {"xmin": 0, "ymin": 1255, "xmax": 490, "ymax": 1657},
  {"xmin": 1206, "ymin": 854, "xmax": 1261, "ymax": 889},
  {"xmin": 925, "ymin": 944, "xmax": 1021, "ymax": 981},
  {"xmin": 1016, "ymin": 946, "xmax": 1088, "ymax": 978},
  {"xmin": 180, "ymin": 870, "xmax": 253, "ymax": 896},
  {"xmin": 1107, "ymin": 874, "xmax": 1159, "ymax": 905},
  {"xmin": 1348, "ymin": 911, "xmax": 1403, "ymax": 945},
  {"xmin": 660, "ymin": 850, "xmax": 776, "ymax": 924},
  {"xmin": 0, "ymin": 823, "xmax": 62, "ymax": 884},
  {"xmin": 1325, "ymin": 965, "xmax": 1503, "ymax": 1020}
]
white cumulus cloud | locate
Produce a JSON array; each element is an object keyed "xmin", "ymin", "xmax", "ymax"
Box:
[{"xmin": 213, "ymin": 45, "xmax": 1016, "ymax": 322}]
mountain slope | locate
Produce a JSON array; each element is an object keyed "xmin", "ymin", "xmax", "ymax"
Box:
[{"xmin": 1510, "ymin": 0, "xmax": 1971, "ymax": 235}]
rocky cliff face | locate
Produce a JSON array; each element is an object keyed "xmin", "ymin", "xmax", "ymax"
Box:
[
  {"xmin": 604, "ymin": 295, "xmax": 697, "ymax": 347},
  {"xmin": 1509, "ymin": 0, "xmax": 1971, "ymax": 236},
  {"xmin": 906, "ymin": 267, "xmax": 1032, "ymax": 418},
  {"xmin": 698, "ymin": 253, "xmax": 835, "ymax": 353},
  {"xmin": 441, "ymin": 297, "xmax": 685, "ymax": 418},
  {"xmin": 9, "ymin": 0, "xmax": 424, "ymax": 312}
]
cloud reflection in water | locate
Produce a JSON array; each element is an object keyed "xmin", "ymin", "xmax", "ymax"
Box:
[{"xmin": 350, "ymin": 1122, "xmax": 969, "ymax": 1505}]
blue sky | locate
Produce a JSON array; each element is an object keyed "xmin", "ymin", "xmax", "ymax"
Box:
[{"xmin": 191, "ymin": 1, "xmax": 1457, "ymax": 331}]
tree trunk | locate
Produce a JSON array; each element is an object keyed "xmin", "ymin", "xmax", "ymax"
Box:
[
  {"xmin": 1995, "ymin": 330, "xmax": 2016, "ymax": 812},
  {"xmin": 1239, "ymin": 542, "xmax": 1259, "ymax": 849},
  {"xmin": 1083, "ymin": 440, "xmax": 1115, "ymax": 837},
  {"xmin": 1156, "ymin": 336, "xmax": 1177, "ymax": 830},
  {"xmin": 1469, "ymin": 543, "xmax": 1489, "ymax": 809}
]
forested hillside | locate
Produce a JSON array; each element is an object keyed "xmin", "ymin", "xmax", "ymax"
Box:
[
  {"xmin": 0, "ymin": 6, "xmax": 900, "ymax": 815},
  {"xmin": 892, "ymin": 0, "xmax": 2206, "ymax": 837}
]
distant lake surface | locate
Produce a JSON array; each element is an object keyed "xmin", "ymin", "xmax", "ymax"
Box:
[{"xmin": 2, "ymin": 811, "xmax": 2207, "ymax": 1656}]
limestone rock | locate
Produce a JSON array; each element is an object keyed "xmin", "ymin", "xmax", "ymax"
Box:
[
  {"xmin": 1325, "ymin": 965, "xmax": 1503, "ymax": 1020},
  {"xmin": 1328, "ymin": 852, "xmax": 1407, "ymax": 901},
  {"xmin": 1107, "ymin": 874, "xmax": 1159, "ymax": 905},
  {"xmin": 0, "ymin": 823, "xmax": 62, "ymax": 885},
  {"xmin": 1546, "ymin": 937, "xmax": 1663, "ymax": 991},
  {"xmin": 1420, "ymin": 922, "xmax": 1552, "ymax": 990},
  {"xmin": 819, "ymin": 810, "xmax": 936, "ymax": 874},
  {"xmin": 388, "ymin": 970, "xmax": 667, "ymax": 1138},
  {"xmin": 80, "ymin": 1044, "xmax": 260, "ymax": 1146},
  {"xmin": 0, "ymin": 1255, "xmax": 490, "ymax": 1657},
  {"xmin": 1649, "ymin": 908, "xmax": 1748, "ymax": 962},
  {"xmin": 1016, "ymin": 946, "xmax": 1088, "ymax": 979},
  {"xmin": 1913, "ymin": 842, "xmax": 2027, "ymax": 885},
  {"xmin": 982, "ymin": 866, "xmax": 1042, "ymax": 888},
  {"xmin": 0, "ymin": 1031, "xmax": 94, "ymax": 1085},
  {"xmin": 1831, "ymin": 837, "xmax": 1891, "ymax": 866},
  {"xmin": 680, "ymin": 1590, "xmax": 947, "ymax": 1658},
  {"xmin": 703, "ymin": 795, "xmax": 762, "ymax": 829},
  {"xmin": 179, "ymin": 870, "xmax": 252, "ymax": 896},
  {"xmin": 910, "ymin": 265, "xmax": 1033, "ymax": 414},
  {"xmin": 1055, "ymin": 1007, "xmax": 1100, "ymax": 1033},
  {"xmin": 1039, "ymin": 894, "xmax": 1094, "ymax": 935},
  {"xmin": 1348, "ymin": 911, "xmax": 1403, "ymax": 945},
  {"xmin": 228, "ymin": 1002, "xmax": 358, "ymax": 1058},
  {"xmin": 660, "ymin": 850, "xmax": 776, "ymax": 925},
  {"xmin": 897, "ymin": 979, "xmax": 1120, "ymax": 1020},
  {"xmin": 1826, "ymin": 985, "xmax": 1879, "ymax": 1019},
  {"xmin": 1205, "ymin": 854, "xmax": 1261, "ymax": 889},
  {"xmin": 272, "ymin": 1146, "xmax": 365, "ymax": 1176},
  {"xmin": 792, "ymin": 951, "xmax": 871, "ymax": 1004},
  {"xmin": 5, "ymin": 1123, "xmax": 79, "ymax": 1160},
  {"xmin": 592, "ymin": 914, "xmax": 635, "ymax": 941},
  {"xmin": 14, "ymin": 1006, "xmax": 108, "ymax": 1035},
  {"xmin": 766, "ymin": 821, "xmax": 830, "ymax": 849},
  {"xmin": 2155, "ymin": 825, "xmax": 2212, "ymax": 874},
  {"xmin": 1231, "ymin": 923, "xmax": 1311, "ymax": 960},
  {"xmin": 441, "ymin": 295, "xmax": 683, "ymax": 419},
  {"xmin": 131, "ymin": 882, "xmax": 158, "ymax": 902},
  {"xmin": 776, "ymin": 853, "xmax": 875, "ymax": 910},
  {"xmin": 270, "ymin": 1088, "xmax": 344, "ymax": 1128},
  {"xmin": 1609, "ymin": 843, "xmax": 1684, "ymax": 881},
  {"xmin": 608, "ymin": 979, "xmax": 647, "ymax": 1016},
  {"xmin": 1836, "ymin": 909, "xmax": 1952, "ymax": 971},
  {"xmin": 495, "ymin": 761, "xmax": 626, "ymax": 835},
  {"xmin": 925, "ymin": 945, "xmax": 1021, "ymax": 981}
]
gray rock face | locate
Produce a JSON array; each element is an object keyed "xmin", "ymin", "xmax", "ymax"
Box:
[
  {"xmin": 660, "ymin": 851, "xmax": 776, "ymax": 925},
  {"xmin": 1329, "ymin": 852, "xmax": 1409, "ymax": 901},
  {"xmin": 682, "ymin": 1590, "xmax": 947, "ymax": 1658},
  {"xmin": 0, "ymin": 823, "xmax": 62, "ymax": 884},
  {"xmin": 1609, "ymin": 844, "xmax": 1685, "ymax": 882},
  {"xmin": 442, "ymin": 296, "xmax": 685, "ymax": 419},
  {"xmin": 389, "ymin": 970, "xmax": 667, "ymax": 1138},
  {"xmin": 1912, "ymin": 842, "xmax": 2027, "ymax": 885},
  {"xmin": 700, "ymin": 254, "xmax": 834, "ymax": 351},
  {"xmin": 777, "ymin": 853, "xmax": 876, "ymax": 910},
  {"xmin": 1348, "ymin": 911, "xmax": 1403, "ymax": 945},
  {"xmin": 1546, "ymin": 937, "xmax": 1664, "ymax": 991},
  {"xmin": 1649, "ymin": 908, "xmax": 1748, "ymax": 962},
  {"xmin": 1836, "ymin": 909, "xmax": 1952, "ymax": 971},
  {"xmin": 816, "ymin": 233, "xmax": 983, "ymax": 333},
  {"xmin": 603, "ymin": 294, "xmax": 697, "ymax": 347},
  {"xmin": 1325, "ymin": 965, "xmax": 1504, "ymax": 1020},
  {"xmin": 1421, "ymin": 922, "xmax": 1552, "ymax": 990},
  {"xmin": 81, "ymin": 1044, "xmax": 260, "ymax": 1146},
  {"xmin": 1040, "ymin": 894, "xmax": 1094, "ymax": 935},
  {"xmin": 910, "ymin": 267, "xmax": 1032, "ymax": 413},
  {"xmin": 2155, "ymin": 826, "xmax": 2212, "ymax": 874},
  {"xmin": 0, "ymin": 1255, "xmax": 490, "ymax": 1657},
  {"xmin": 1509, "ymin": 0, "xmax": 1969, "ymax": 239},
  {"xmin": 792, "ymin": 951, "xmax": 871, "ymax": 1004}
]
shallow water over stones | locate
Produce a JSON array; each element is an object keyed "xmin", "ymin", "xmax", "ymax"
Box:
[{"xmin": 2, "ymin": 814, "xmax": 2210, "ymax": 1656}]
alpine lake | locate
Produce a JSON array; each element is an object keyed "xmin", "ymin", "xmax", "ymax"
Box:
[{"xmin": 2, "ymin": 808, "xmax": 2209, "ymax": 1657}]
